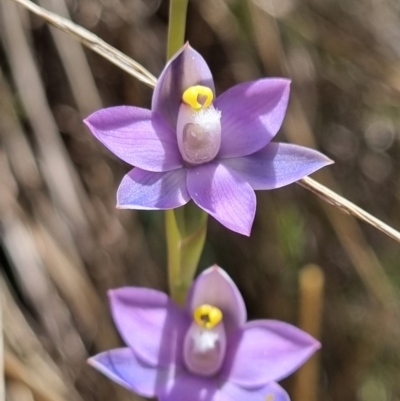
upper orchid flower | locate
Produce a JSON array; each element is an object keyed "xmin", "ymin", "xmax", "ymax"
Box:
[
  {"xmin": 89, "ymin": 266, "xmax": 320, "ymax": 401},
  {"xmin": 84, "ymin": 44, "xmax": 332, "ymax": 235}
]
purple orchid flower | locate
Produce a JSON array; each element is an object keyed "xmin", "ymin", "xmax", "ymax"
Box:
[
  {"xmin": 89, "ymin": 266, "xmax": 320, "ymax": 401},
  {"xmin": 84, "ymin": 44, "xmax": 332, "ymax": 235}
]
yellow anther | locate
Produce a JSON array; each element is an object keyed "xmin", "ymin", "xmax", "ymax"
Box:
[
  {"xmin": 182, "ymin": 85, "xmax": 214, "ymax": 110},
  {"xmin": 194, "ymin": 304, "xmax": 223, "ymax": 329},
  {"xmin": 265, "ymin": 394, "xmax": 275, "ymax": 401}
]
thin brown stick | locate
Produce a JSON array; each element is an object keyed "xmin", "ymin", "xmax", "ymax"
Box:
[
  {"xmin": 37, "ymin": 0, "xmax": 102, "ymax": 114},
  {"xmin": 11, "ymin": 0, "xmax": 157, "ymax": 88},
  {"xmin": 298, "ymin": 176, "xmax": 400, "ymax": 243},
  {"xmin": 9, "ymin": 0, "xmax": 400, "ymax": 245},
  {"xmin": 246, "ymin": 1, "xmax": 398, "ymax": 305}
]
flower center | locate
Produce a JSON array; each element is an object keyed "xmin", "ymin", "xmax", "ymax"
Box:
[
  {"xmin": 193, "ymin": 304, "xmax": 223, "ymax": 329},
  {"xmin": 183, "ymin": 304, "xmax": 227, "ymax": 377},
  {"xmin": 176, "ymin": 85, "xmax": 222, "ymax": 165},
  {"xmin": 182, "ymin": 85, "xmax": 213, "ymax": 110}
]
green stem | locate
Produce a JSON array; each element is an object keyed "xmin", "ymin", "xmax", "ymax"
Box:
[
  {"xmin": 165, "ymin": 209, "xmax": 182, "ymax": 302},
  {"xmin": 166, "ymin": 206, "xmax": 207, "ymax": 305},
  {"xmin": 165, "ymin": 0, "xmax": 208, "ymax": 305},
  {"xmin": 167, "ymin": 0, "xmax": 189, "ymax": 60}
]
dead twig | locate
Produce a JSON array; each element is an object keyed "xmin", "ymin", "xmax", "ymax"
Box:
[
  {"xmin": 298, "ymin": 176, "xmax": 400, "ymax": 243},
  {"xmin": 11, "ymin": 0, "xmax": 157, "ymax": 88},
  {"xmin": 9, "ymin": 0, "xmax": 400, "ymax": 246}
]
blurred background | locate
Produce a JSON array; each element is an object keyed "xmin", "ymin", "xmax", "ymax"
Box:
[{"xmin": 1, "ymin": 0, "xmax": 400, "ymax": 400}]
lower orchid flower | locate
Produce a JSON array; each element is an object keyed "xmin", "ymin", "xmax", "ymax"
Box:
[
  {"xmin": 84, "ymin": 44, "xmax": 333, "ymax": 236},
  {"xmin": 89, "ymin": 266, "xmax": 320, "ymax": 401}
]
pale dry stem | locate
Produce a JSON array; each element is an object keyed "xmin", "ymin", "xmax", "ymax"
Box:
[
  {"xmin": 293, "ymin": 265, "xmax": 325, "ymax": 401},
  {"xmin": 11, "ymin": 0, "xmax": 157, "ymax": 88},
  {"xmin": 9, "ymin": 0, "xmax": 400, "ymax": 247}
]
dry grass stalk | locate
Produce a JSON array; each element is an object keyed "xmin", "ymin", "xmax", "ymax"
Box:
[
  {"xmin": 37, "ymin": 0, "xmax": 103, "ymax": 114},
  {"xmin": 293, "ymin": 265, "xmax": 325, "ymax": 401},
  {"xmin": 9, "ymin": 0, "xmax": 400, "ymax": 248},
  {"xmin": 1, "ymin": 0, "xmax": 89, "ymax": 235},
  {"xmin": 12, "ymin": 0, "xmax": 157, "ymax": 88},
  {"xmin": 5, "ymin": 381, "xmax": 35, "ymax": 401},
  {"xmin": 4, "ymin": 353, "xmax": 68, "ymax": 401},
  {"xmin": 0, "ymin": 288, "xmax": 4, "ymax": 401},
  {"xmin": 1, "ymin": 277, "xmax": 75, "ymax": 401},
  {"xmin": 298, "ymin": 177, "xmax": 400, "ymax": 243},
  {"xmin": 246, "ymin": 0, "xmax": 397, "ymax": 306}
]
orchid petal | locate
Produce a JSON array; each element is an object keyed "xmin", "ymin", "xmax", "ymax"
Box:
[
  {"xmin": 88, "ymin": 348, "xmax": 169, "ymax": 397},
  {"xmin": 109, "ymin": 288, "xmax": 189, "ymax": 367},
  {"xmin": 84, "ymin": 107, "xmax": 182, "ymax": 172},
  {"xmin": 159, "ymin": 372, "xmax": 217, "ymax": 401},
  {"xmin": 215, "ymin": 79, "xmax": 290, "ymax": 158},
  {"xmin": 152, "ymin": 44, "xmax": 215, "ymax": 128},
  {"xmin": 220, "ymin": 381, "xmax": 290, "ymax": 401},
  {"xmin": 223, "ymin": 142, "xmax": 333, "ymax": 190},
  {"xmin": 117, "ymin": 168, "xmax": 190, "ymax": 210},
  {"xmin": 186, "ymin": 266, "xmax": 246, "ymax": 334},
  {"xmin": 159, "ymin": 373, "xmax": 290, "ymax": 401},
  {"xmin": 222, "ymin": 320, "xmax": 320, "ymax": 387},
  {"xmin": 187, "ymin": 162, "xmax": 256, "ymax": 236}
]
